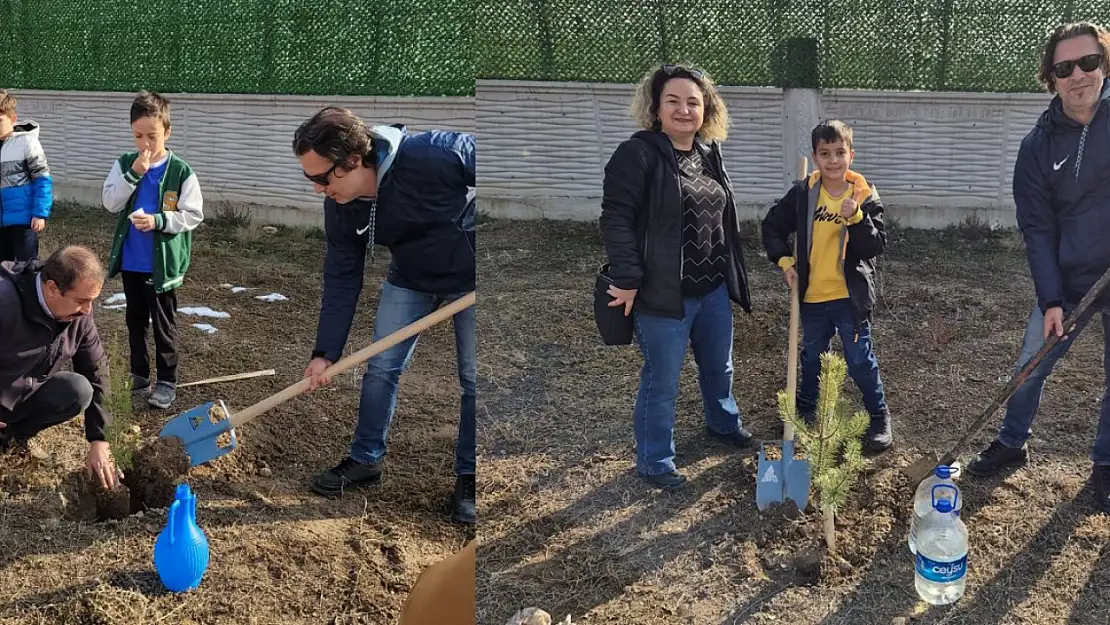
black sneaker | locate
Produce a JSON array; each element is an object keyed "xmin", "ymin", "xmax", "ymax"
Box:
[
  {"xmin": 707, "ymin": 426, "xmax": 755, "ymax": 448},
  {"xmin": 641, "ymin": 470, "xmax": 687, "ymax": 491},
  {"xmin": 311, "ymin": 457, "xmax": 383, "ymax": 497},
  {"xmin": 131, "ymin": 374, "xmax": 151, "ymax": 394},
  {"xmin": 864, "ymin": 412, "xmax": 893, "ymax": 452},
  {"xmin": 966, "ymin": 440, "xmax": 1029, "ymax": 477},
  {"xmin": 451, "ymin": 474, "xmax": 476, "ymax": 524},
  {"xmin": 1093, "ymin": 465, "xmax": 1110, "ymax": 515}
]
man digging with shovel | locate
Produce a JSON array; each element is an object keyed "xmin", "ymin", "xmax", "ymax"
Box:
[
  {"xmin": 965, "ymin": 22, "xmax": 1110, "ymax": 514},
  {"xmin": 0, "ymin": 245, "xmax": 121, "ymax": 492},
  {"xmin": 293, "ymin": 107, "xmax": 477, "ymax": 525}
]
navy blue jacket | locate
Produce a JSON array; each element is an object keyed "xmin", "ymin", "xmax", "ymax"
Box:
[
  {"xmin": 312, "ymin": 125, "xmax": 475, "ymax": 363},
  {"xmin": 1015, "ymin": 79, "xmax": 1110, "ymax": 311}
]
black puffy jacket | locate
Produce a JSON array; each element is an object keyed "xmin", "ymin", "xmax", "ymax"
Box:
[{"xmin": 599, "ymin": 130, "xmax": 751, "ymax": 319}]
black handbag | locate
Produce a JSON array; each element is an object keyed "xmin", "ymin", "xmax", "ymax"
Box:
[{"xmin": 594, "ymin": 263, "xmax": 634, "ymax": 345}]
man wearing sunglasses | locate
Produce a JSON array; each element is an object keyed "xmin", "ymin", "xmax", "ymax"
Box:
[
  {"xmin": 292, "ymin": 107, "xmax": 477, "ymax": 524},
  {"xmin": 967, "ymin": 22, "xmax": 1110, "ymax": 514}
]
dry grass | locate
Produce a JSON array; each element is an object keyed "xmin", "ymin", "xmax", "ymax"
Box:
[
  {"xmin": 0, "ymin": 204, "xmax": 472, "ymax": 624},
  {"xmin": 476, "ymin": 218, "xmax": 1110, "ymax": 625}
]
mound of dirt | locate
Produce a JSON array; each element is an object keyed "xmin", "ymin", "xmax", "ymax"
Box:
[{"xmin": 125, "ymin": 436, "xmax": 191, "ymax": 513}]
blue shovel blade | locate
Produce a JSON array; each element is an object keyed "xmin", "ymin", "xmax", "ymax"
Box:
[
  {"xmin": 782, "ymin": 439, "xmax": 811, "ymax": 512},
  {"xmin": 158, "ymin": 400, "xmax": 238, "ymax": 467},
  {"xmin": 755, "ymin": 444, "xmax": 785, "ymax": 511}
]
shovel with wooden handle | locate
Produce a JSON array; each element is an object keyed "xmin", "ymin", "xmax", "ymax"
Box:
[
  {"xmin": 756, "ymin": 156, "xmax": 812, "ymax": 512},
  {"xmin": 904, "ymin": 262, "xmax": 1110, "ymax": 486},
  {"xmin": 159, "ymin": 292, "xmax": 476, "ymax": 467}
]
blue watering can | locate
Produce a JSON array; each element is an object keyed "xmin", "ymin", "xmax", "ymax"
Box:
[{"xmin": 153, "ymin": 483, "xmax": 209, "ymax": 593}]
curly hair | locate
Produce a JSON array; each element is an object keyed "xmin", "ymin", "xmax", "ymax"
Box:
[
  {"xmin": 1037, "ymin": 22, "xmax": 1110, "ymax": 93},
  {"xmin": 628, "ymin": 63, "xmax": 730, "ymax": 143}
]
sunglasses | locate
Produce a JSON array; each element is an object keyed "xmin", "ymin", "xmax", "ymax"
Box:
[
  {"xmin": 1052, "ymin": 53, "xmax": 1104, "ymax": 79},
  {"xmin": 661, "ymin": 64, "xmax": 704, "ymax": 80},
  {"xmin": 303, "ymin": 162, "xmax": 340, "ymax": 186}
]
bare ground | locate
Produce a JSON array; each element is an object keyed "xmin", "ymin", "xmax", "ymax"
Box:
[
  {"xmin": 0, "ymin": 204, "xmax": 473, "ymax": 624},
  {"xmin": 476, "ymin": 217, "xmax": 1110, "ymax": 625}
]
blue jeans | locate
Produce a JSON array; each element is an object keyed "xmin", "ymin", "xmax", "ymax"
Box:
[
  {"xmin": 632, "ymin": 283, "xmax": 743, "ymax": 476},
  {"xmin": 998, "ymin": 304, "xmax": 1110, "ymax": 465},
  {"xmin": 350, "ymin": 280, "xmax": 476, "ymax": 475},
  {"xmin": 798, "ymin": 298, "xmax": 888, "ymax": 417}
]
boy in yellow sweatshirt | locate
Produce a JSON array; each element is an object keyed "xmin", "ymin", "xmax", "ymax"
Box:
[{"xmin": 761, "ymin": 120, "xmax": 892, "ymax": 452}]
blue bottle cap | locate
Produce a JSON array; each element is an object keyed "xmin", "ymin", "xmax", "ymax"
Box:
[
  {"xmin": 935, "ymin": 465, "xmax": 953, "ymax": 479},
  {"xmin": 935, "ymin": 499, "xmax": 954, "ymax": 513}
]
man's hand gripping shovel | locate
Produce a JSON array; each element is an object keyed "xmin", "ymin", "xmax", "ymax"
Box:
[{"xmin": 159, "ymin": 292, "xmax": 476, "ymax": 467}]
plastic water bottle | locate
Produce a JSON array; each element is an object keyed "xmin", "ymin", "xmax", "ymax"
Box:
[
  {"xmin": 914, "ymin": 485, "xmax": 968, "ymax": 605},
  {"xmin": 154, "ymin": 483, "xmax": 210, "ymax": 593},
  {"xmin": 908, "ymin": 465, "xmax": 961, "ymax": 554}
]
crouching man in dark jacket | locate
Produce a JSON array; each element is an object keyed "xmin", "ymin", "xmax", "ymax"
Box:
[
  {"xmin": 293, "ymin": 107, "xmax": 476, "ymax": 524},
  {"xmin": 0, "ymin": 245, "xmax": 119, "ymax": 491}
]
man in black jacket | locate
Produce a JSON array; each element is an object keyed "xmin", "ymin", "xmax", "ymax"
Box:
[
  {"xmin": 293, "ymin": 107, "xmax": 477, "ymax": 524},
  {"xmin": 0, "ymin": 245, "xmax": 120, "ymax": 491},
  {"xmin": 966, "ymin": 22, "xmax": 1110, "ymax": 514}
]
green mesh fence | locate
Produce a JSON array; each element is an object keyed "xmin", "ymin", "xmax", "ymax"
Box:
[
  {"xmin": 0, "ymin": 0, "xmax": 474, "ymax": 96},
  {"xmin": 476, "ymin": 0, "xmax": 1109, "ymax": 92}
]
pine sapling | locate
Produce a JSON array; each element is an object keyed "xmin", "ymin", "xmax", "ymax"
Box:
[
  {"xmin": 101, "ymin": 334, "xmax": 137, "ymax": 473},
  {"xmin": 778, "ymin": 351, "xmax": 870, "ymax": 552}
]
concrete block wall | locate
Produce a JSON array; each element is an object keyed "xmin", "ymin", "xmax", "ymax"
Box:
[
  {"xmin": 475, "ymin": 80, "xmax": 1053, "ymax": 229},
  {"xmin": 11, "ymin": 82, "xmax": 1054, "ymax": 229},
  {"xmin": 9, "ymin": 89, "xmax": 476, "ymax": 228}
]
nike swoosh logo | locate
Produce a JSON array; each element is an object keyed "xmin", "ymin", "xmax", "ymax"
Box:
[
  {"xmin": 356, "ymin": 223, "xmax": 371, "ymax": 235},
  {"xmin": 1054, "ymin": 156, "xmax": 1069, "ymax": 170}
]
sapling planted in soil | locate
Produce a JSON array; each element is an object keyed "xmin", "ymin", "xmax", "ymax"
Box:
[{"xmin": 779, "ymin": 352, "xmax": 870, "ymax": 553}]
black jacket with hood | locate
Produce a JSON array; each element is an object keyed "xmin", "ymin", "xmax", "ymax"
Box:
[
  {"xmin": 760, "ymin": 170, "xmax": 887, "ymax": 322},
  {"xmin": 599, "ymin": 130, "xmax": 752, "ymax": 319},
  {"xmin": 1015, "ymin": 78, "xmax": 1110, "ymax": 311}
]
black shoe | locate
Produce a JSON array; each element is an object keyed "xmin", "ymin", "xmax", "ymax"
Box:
[
  {"xmin": 864, "ymin": 412, "xmax": 893, "ymax": 452},
  {"xmin": 131, "ymin": 374, "xmax": 151, "ymax": 394},
  {"xmin": 966, "ymin": 440, "xmax": 1029, "ymax": 477},
  {"xmin": 1093, "ymin": 465, "xmax": 1110, "ymax": 515},
  {"xmin": 641, "ymin": 470, "xmax": 687, "ymax": 491},
  {"xmin": 707, "ymin": 426, "xmax": 755, "ymax": 448},
  {"xmin": 451, "ymin": 474, "xmax": 476, "ymax": 524},
  {"xmin": 311, "ymin": 457, "xmax": 383, "ymax": 497}
]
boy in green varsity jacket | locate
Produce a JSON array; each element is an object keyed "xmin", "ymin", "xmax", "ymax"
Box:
[{"xmin": 101, "ymin": 91, "xmax": 204, "ymax": 410}]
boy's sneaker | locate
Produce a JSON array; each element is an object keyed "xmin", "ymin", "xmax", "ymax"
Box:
[
  {"xmin": 311, "ymin": 457, "xmax": 383, "ymax": 497},
  {"xmin": 131, "ymin": 375, "xmax": 151, "ymax": 394},
  {"xmin": 864, "ymin": 412, "xmax": 893, "ymax": 452},
  {"xmin": 451, "ymin": 474, "xmax": 477, "ymax": 524},
  {"xmin": 966, "ymin": 440, "xmax": 1029, "ymax": 477},
  {"xmin": 640, "ymin": 470, "xmax": 687, "ymax": 491},
  {"xmin": 148, "ymin": 381, "xmax": 176, "ymax": 409}
]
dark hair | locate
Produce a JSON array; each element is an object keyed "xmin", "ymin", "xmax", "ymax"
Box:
[
  {"xmin": 811, "ymin": 119, "xmax": 854, "ymax": 152},
  {"xmin": 41, "ymin": 246, "xmax": 105, "ymax": 293},
  {"xmin": 1038, "ymin": 22, "xmax": 1110, "ymax": 93},
  {"xmin": 0, "ymin": 89, "xmax": 15, "ymax": 117},
  {"xmin": 131, "ymin": 90, "xmax": 172, "ymax": 130},
  {"xmin": 292, "ymin": 106, "xmax": 379, "ymax": 170}
]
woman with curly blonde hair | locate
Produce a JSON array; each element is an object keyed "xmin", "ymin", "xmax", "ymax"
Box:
[{"xmin": 598, "ymin": 63, "xmax": 753, "ymax": 490}]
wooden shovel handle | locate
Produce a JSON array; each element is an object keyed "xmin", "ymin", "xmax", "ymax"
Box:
[
  {"xmin": 939, "ymin": 262, "xmax": 1110, "ymax": 465},
  {"xmin": 784, "ymin": 156, "xmax": 807, "ymax": 442},
  {"xmin": 229, "ymin": 291, "xmax": 476, "ymax": 429},
  {"xmin": 177, "ymin": 369, "xmax": 276, "ymax": 388}
]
